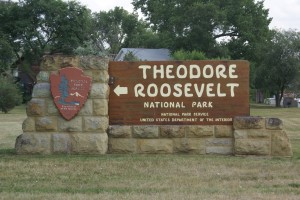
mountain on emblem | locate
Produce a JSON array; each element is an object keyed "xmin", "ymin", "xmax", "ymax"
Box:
[{"xmin": 50, "ymin": 67, "xmax": 92, "ymax": 120}]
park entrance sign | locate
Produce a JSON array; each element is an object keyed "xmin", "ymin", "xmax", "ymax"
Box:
[
  {"xmin": 109, "ymin": 60, "xmax": 249, "ymax": 125},
  {"xmin": 16, "ymin": 55, "xmax": 292, "ymax": 157}
]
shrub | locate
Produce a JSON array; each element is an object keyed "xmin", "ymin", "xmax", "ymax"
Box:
[
  {"xmin": 0, "ymin": 76, "xmax": 22, "ymax": 113},
  {"xmin": 123, "ymin": 51, "xmax": 140, "ymax": 61},
  {"xmin": 172, "ymin": 50, "xmax": 207, "ymax": 60}
]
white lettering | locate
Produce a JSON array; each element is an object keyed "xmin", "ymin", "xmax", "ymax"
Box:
[
  {"xmin": 173, "ymin": 83, "xmax": 183, "ymax": 97},
  {"xmin": 190, "ymin": 64, "xmax": 201, "ymax": 79},
  {"xmin": 177, "ymin": 65, "xmax": 188, "ymax": 79},
  {"xmin": 134, "ymin": 84, "xmax": 145, "ymax": 97},
  {"xmin": 138, "ymin": 65, "xmax": 151, "ymax": 79},
  {"xmin": 147, "ymin": 83, "xmax": 158, "ymax": 97},
  {"xmin": 217, "ymin": 83, "xmax": 226, "ymax": 97},
  {"xmin": 184, "ymin": 83, "xmax": 193, "ymax": 97},
  {"xmin": 166, "ymin": 65, "xmax": 175, "ymax": 79},
  {"xmin": 216, "ymin": 64, "xmax": 227, "ymax": 78},
  {"xmin": 229, "ymin": 64, "xmax": 238, "ymax": 78},
  {"xmin": 203, "ymin": 65, "xmax": 214, "ymax": 78},
  {"xmin": 226, "ymin": 83, "xmax": 239, "ymax": 97},
  {"xmin": 134, "ymin": 83, "xmax": 240, "ymax": 98},
  {"xmin": 153, "ymin": 65, "xmax": 164, "ymax": 79},
  {"xmin": 206, "ymin": 83, "xmax": 215, "ymax": 97},
  {"xmin": 194, "ymin": 83, "xmax": 205, "ymax": 97},
  {"xmin": 160, "ymin": 83, "xmax": 171, "ymax": 97}
]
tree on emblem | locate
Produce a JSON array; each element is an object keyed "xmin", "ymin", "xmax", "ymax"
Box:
[{"xmin": 58, "ymin": 75, "xmax": 79, "ymax": 105}]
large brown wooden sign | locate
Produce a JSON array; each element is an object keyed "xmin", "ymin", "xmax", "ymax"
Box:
[{"xmin": 109, "ymin": 60, "xmax": 249, "ymax": 125}]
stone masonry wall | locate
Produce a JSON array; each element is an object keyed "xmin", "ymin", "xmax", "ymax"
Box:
[
  {"xmin": 234, "ymin": 116, "xmax": 293, "ymax": 157},
  {"xmin": 15, "ymin": 55, "xmax": 110, "ymax": 154},
  {"xmin": 108, "ymin": 125, "xmax": 234, "ymax": 155},
  {"xmin": 108, "ymin": 117, "xmax": 293, "ymax": 157},
  {"xmin": 15, "ymin": 55, "xmax": 293, "ymax": 157}
]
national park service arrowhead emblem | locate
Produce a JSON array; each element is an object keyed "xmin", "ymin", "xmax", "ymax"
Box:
[{"xmin": 50, "ymin": 67, "xmax": 92, "ymax": 120}]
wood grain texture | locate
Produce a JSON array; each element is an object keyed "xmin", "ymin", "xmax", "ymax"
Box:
[{"xmin": 109, "ymin": 60, "xmax": 249, "ymax": 125}]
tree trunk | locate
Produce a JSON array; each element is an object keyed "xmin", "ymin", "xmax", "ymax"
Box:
[
  {"xmin": 275, "ymin": 87, "xmax": 285, "ymax": 107},
  {"xmin": 275, "ymin": 93, "xmax": 281, "ymax": 107}
]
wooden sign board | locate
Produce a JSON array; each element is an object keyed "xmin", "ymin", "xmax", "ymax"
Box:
[{"xmin": 109, "ymin": 60, "xmax": 249, "ymax": 125}]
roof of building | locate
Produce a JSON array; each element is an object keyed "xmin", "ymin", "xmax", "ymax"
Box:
[{"xmin": 114, "ymin": 48, "xmax": 171, "ymax": 61}]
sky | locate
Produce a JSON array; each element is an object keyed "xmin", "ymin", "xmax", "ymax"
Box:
[{"xmin": 78, "ymin": 0, "xmax": 300, "ymax": 30}]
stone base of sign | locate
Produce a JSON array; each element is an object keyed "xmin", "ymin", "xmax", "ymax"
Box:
[
  {"xmin": 233, "ymin": 116, "xmax": 292, "ymax": 157},
  {"xmin": 15, "ymin": 55, "xmax": 293, "ymax": 157},
  {"xmin": 107, "ymin": 116, "xmax": 293, "ymax": 157},
  {"xmin": 15, "ymin": 55, "xmax": 110, "ymax": 155}
]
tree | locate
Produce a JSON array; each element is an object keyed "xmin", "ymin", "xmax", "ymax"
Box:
[
  {"xmin": 255, "ymin": 29, "xmax": 300, "ymax": 107},
  {"xmin": 0, "ymin": 36, "xmax": 16, "ymax": 75},
  {"xmin": 92, "ymin": 7, "xmax": 163, "ymax": 54},
  {"xmin": 0, "ymin": 76, "xmax": 22, "ymax": 113},
  {"xmin": 0, "ymin": 1, "xmax": 18, "ymax": 74},
  {"xmin": 0, "ymin": 0, "xmax": 93, "ymax": 101},
  {"xmin": 133, "ymin": 0, "xmax": 271, "ymax": 60},
  {"xmin": 172, "ymin": 50, "xmax": 207, "ymax": 60},
  {"xmin": 0, "ymin": 0, "xmax": 93, "ymax": 62}
]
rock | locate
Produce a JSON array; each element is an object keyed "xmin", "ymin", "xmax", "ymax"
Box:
[
  {"xmin": 79, "ymin": 56, "xmax": 109, "ymax": 70},
  {"xmin": 173, "ymin": 138, "xmax": 205, "ymax": 154},
  {"xmin": 266, "ymin": 118, "xmax": 283, "ymax": 130},
  {"xmin": 85, "ymin": 70, "xmax": 109, "ymax": 83},
  {"xmin": 83, "ymin": 116, "xmax": 108, "ymax": 132},
  {"xmin": 108, "ymin": 125, "xmax": 132, "ymax": 138},
  {"xmin": 235, "ymin": 139, "xmax": 270, "ymax": 156},
  {"xmin": 108, "ymin": 138, "xmax": 137, "ymax": 153},
  {"xmin": 234, "ymin": 129, "xmax": 270, "ymax": 139},
  {"xmin": 36, "ymin": 71, "xmax": 50, "ymax": 82},
  {"xmin": 133, "ymin": 126, "xmax": 159, "ymax": 138},
  {"xmin": 206, "ymin": 138, "xmax": 233, "ymax": 146},
  {"xmin": 58, "ymin": 117, "xmax": 82, "ymax": 132},
  {"xmin": 35, "ymin": 117, "xmax": 57, "ymax": 131},
  {"xmin": 215, "ymin": 125, "xmax": 233, "ymax": 138},
  {"xmin": 138, "ymin": 139, "xmax": 173, "ymax": 153},
  {"xmin": 206, "ymin": 146, "xmax": 233, "ymax": 155},
  {"xmin": 93, "ymin": 99, "xmax": 108, "ymax": 116},
  {"xmin": 160, "ymin": 126, "xmax": 185, "ymax": 138},
  {"xmin": 234, "ymin": 116, "xmax": 264, "ymax": 129},
  {"xmin": 271, "ymin": 131, "xmax": 293, "ymax": 157},
  {"xmin": 26, "ymin": 99, "xmax": 46, "ymax": 116},
  {"xmin": 53, "ymin": 133, "xmax": 71, "ymax": 154},
  {"xmin": 90, "ymin": 83, "xmax": 109, "ymax": 98},
  {"xmin": 15, "ymin": 133, "xmax": 51, "ymax": 154},
  {"xmin": 78, "ymin": 99, "xmax": 93, "ymax": 116},
  {"xmin": 70, "ymin": 133, "xmax": 108, "ymax": 154},
  {"xmin": 31, "ymin": 83, "xmax": 51, "ymax": 98},
  {"xmin": 22, "ymin": 117, "xmax": 35, "ymax": 132},
  {"xmin": 47, "ymin": 100, "xmax": 59, "ymax": 115},
  {"xmin": 187, "ymin": 126, "xmax": 214, "ymax": 138}
]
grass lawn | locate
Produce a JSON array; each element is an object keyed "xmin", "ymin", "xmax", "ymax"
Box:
[{"xmin": 0, "ymin": 104, "xmax": 299, "ymax": 200}]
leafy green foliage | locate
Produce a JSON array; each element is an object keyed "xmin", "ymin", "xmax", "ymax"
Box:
[
  {"xmin": 0, "ymin": 0, "xmax": 93, "ymax": 62},
  {"xmin": 255, "ymin": 29, "xmax": 300, "ymax": 107},
  {"xmin": 0, "ymin": 76, "xmax": 22, "ymax": 113},
  {"xmin": 0, "ymin": 37, "xmax": 16, "ymax": 75},
  {"xmin": 0, "ymin": 0, "xmax": 94, "ymax": 101},
  {"xmin": 123, "ymin": 51, "xmax": 141, "ymax": 61},
  {"xmin": 133, "ymin": 0, "xmax": 272, "ymax": 60},
  {"xmin": 172, "ymin": 50, "xmax": 207, "ymax": 60},
  {"xmin": 92, "ymin": 7, "xmax": 162, "ymax": 54}
]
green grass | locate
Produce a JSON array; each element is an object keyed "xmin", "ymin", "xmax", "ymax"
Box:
[{"xmin": 0, "ymin": 104, "xmax": 299, "ymax": 199}]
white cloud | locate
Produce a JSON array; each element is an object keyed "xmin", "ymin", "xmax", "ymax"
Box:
[
  {"xmin": 263, "ymin": 0, "xmax": 300, "ymax": 30},
  {"xmin": 77, "ymin": 0, "xmax": 133, "ymax": 12},
  {"xmin": 77, "ymin": 0, "xmax": 299, "ymax": 30}
]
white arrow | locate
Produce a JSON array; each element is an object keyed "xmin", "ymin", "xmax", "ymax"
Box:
[{"xmin": 114, "ymin": 85, "xmax": 128, "ymax": 96}]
